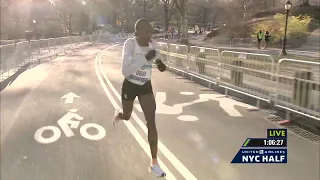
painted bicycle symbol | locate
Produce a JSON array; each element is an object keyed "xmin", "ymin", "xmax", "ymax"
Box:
[
  {"xmin": 134, "ymin": 92, "xmax": 255, "ymax": 121},
  {"xmin": 34, "ymin": 109, "xmax": 106, "ymax": 144}
]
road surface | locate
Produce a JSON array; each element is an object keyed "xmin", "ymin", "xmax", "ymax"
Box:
[
  {"xmin": 299, "ymin": 28, "xmax": 320, "ymax": 52},
  {"xmin": 1, "ymin": 40, "xmax": 319, "ymax": 180}
]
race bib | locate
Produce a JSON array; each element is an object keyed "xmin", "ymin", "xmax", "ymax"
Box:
[
  {"xmin": 136, "ymin": 70, "xmax": 147, "ymax": 77},
  {"xmin": 134, "ymin": 66, "xmax": 150, "ymax": 78}
]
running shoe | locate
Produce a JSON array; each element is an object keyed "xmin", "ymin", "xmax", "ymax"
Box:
[
  {"xmin": 112, "ymin": 109, "xmax": 122, "ymax": 127},
  {"xmin": 150, "ymin": 164, "xmax": 166, "ymax": 177}
]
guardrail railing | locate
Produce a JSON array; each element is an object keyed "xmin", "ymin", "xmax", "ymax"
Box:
[
  {"xmin": 276, "ymin": 58, "xmax": 320, "ymax": 120},
  {"xmin": 157, "ymin": 42, "xmax": 320, "ymax": 122},
  {"xmin": 219, "ymin": 51, "xmax": 275, "ymax": 101},
  {"xmin": 0, "ymin": 34, "xmax": 108, "ymax": 81},
  {"xmin": 0, "ymin": 39, "xmax": 27, "ymax": 46},
  {"xmin": 189, "ymin": 46, "xmax": 220, "ymax": 84}
]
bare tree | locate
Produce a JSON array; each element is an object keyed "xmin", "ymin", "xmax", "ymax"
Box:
[
  {"xmin": 103, "ymin": 0, "xmax": 142, "ymax": 30},
  {"xmin": 50, "ymin": 0, "xmax": 81, "ymax": 35},
  {"xmin": 50, "ymin": 0, "xmax": 106, "ymax": 35},
  {"xmin": 161, "ymin": 0, "xmax": 176, "ymax": 37},
  {"xmin": 189, "ymin": 0, "xmax": 218, "ymax": 29},
  {"xmin": 173, "ymin": 0, "xmax": 188, "ymax": 43}
]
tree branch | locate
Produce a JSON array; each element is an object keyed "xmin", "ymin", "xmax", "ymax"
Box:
[
  {"xmin": 169, "ymin": 0, "xmax": 175, "ymax": 9},
  {"xmin": 173, "ymin": 0, "xmax": 182, "ymax": 15}
]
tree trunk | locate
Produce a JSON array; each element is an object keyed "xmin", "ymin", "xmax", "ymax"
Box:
[
  {"xmin": 143, "ymin": 0, "xmax": 146, "ymax": 18},
  {"xmin": 177, "ymin": 21, "xmax": 181, "ymax": 38},
  {"xmin": 164, "ymin": 4, "xmax": 169, "ymax": 38},
  {"xmin": 202, "ymin": 6, "xmax": 206, "ymax": 30},
  {"xmin": 212, "ymin": 13, "xmax": 218, "ymax": 31},
  {"xmin": 14, "ymin": 13, "xmax": 19, "ymax": 41},
  {"xmin": 301, "ymin": 0, "xmax": 310, "ymax": 6},
  {"xmin": 112, "ymin": 13, "xmax": 117, "ymax": 27},
  {"xmin": 168, "ymin": 11, "xmax": 173, "ymax": 25},
  {"xmin": 89, "ymin": 12, "xmax": 93, "ymax": 34},
  {"xmin": 180, "ymin": 0, "xmax": 188, "ymax": 44},
  {"xmin": 181, "ymin": 15, "xmax": 188, "ymax": 39},
  {"xmin": 264, "ymin": 0, "xmax": 267, "ymax": 11},
  {"xmin": 68, "ymin": 13, "xmax": 72, "ymax": 36}
]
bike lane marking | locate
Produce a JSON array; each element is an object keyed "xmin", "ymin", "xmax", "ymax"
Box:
[
  {"xmin": 134, "ymin": 92, "xmax": 256, "ymax": 119},
  {"xmin": 34, "ymin": 107, "xmax": 107, "ymax": 144}
]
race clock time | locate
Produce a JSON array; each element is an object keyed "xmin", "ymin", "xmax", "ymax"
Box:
[
  {"xmin": 242, "ymin": 138, "xmax": 287, "ymax": 147},
  {"xmin": 264, "ymin": 139, "xmax": 285, "ymax": 146}
]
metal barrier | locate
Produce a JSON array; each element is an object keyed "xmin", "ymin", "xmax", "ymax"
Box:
[
  {"xmin": 53, "ymin": 37, "xmax": 65, "ymax": 55},
  {"xmin": 276, "ymin": 59, "xmax": 320, "ymax": 120},
  {"xmin": 30, "ymin": 40, "xmax": 41, "ymax": 60},
  {"xmin": 39, "ymin": 39, "xmax": 52, "ymax": 59},
  {"xmin": 15, "ymin": 41, "xmax": 31, "ymax": 67},
  {"xmin": 0, "ymin": 39, "xmax": 26, "ymax": 46},
  {"xmin": 0, "ymin": 34, "xmax": 107, "ymax": 81},
  {"xmin": 116, "ymin": 32, "xmax": 128, "ymax": 39},
  {"xmin": 157, "ymin": 42, "xmax": 169, "ymax": 64},
  {"xmin": 167, "ymin": 44, "xmax": 189, "ymax": 71},
  {"xmin": 0, "ymin": 44, "xmax": 16, "ymax": 73},
  {"xmin": 189, "ymin": 46, "xmax": 220, "ymax": 83},
  {"xmin": 220, "ymin": 51, "xmax": 275, "ymax": 102},
  {"xmin": 157, "ymin": 44, "xmax": 319, "ymax": 121}
]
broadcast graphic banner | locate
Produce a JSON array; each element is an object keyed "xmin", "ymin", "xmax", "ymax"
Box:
[{"xmin": 231, "ymin": 129, "xmax": 288, "ymax": 164}]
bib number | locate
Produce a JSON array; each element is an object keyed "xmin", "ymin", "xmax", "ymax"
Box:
[{"xmin": 136, "ymin": 70, "xmax": 147, "ymax": 77}]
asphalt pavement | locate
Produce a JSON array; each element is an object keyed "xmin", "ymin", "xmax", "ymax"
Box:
[{"xmin": 1, "ymin": 40, "xmax": 319, "ymax": 180}]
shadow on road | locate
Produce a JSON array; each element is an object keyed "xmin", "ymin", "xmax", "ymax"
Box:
[{"xmin": 0, "ymin": 63, "xmax": 30, "ymax": 92}]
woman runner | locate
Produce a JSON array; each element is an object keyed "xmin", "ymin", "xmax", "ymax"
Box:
[{"xmin": 113, "ymin": 18, "xmax": 167, "ymax": 177}]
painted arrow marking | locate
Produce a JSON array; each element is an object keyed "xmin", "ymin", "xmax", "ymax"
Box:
[{"xmin": 61, "ymin": 92, "xmax": 81, "ymax": 104}]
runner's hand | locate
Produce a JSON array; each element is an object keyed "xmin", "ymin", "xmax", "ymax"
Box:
[
  {"xmin": 156, "ymin": 59, "xmax": 167, "ymax": 72},
  {"xmin": 145, "ymin": 49, "xmax": 157, "ymax": 61}
]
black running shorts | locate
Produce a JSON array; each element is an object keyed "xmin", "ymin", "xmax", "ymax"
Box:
[{"xmin": 121, "ymin": 79, "xmax": 153, "ymax": 101}]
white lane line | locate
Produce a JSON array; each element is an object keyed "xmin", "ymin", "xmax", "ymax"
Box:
[
  {"xmin": 98, "ymin": 46, "xmax": 198, "ymax": 180},
  {"xmin": 180, "ymin": 92, "xmax": 195, "ymax": 95},
  {"xmin": 94, "ymin": 45, "xmax": 177, "ymax": 180}
]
